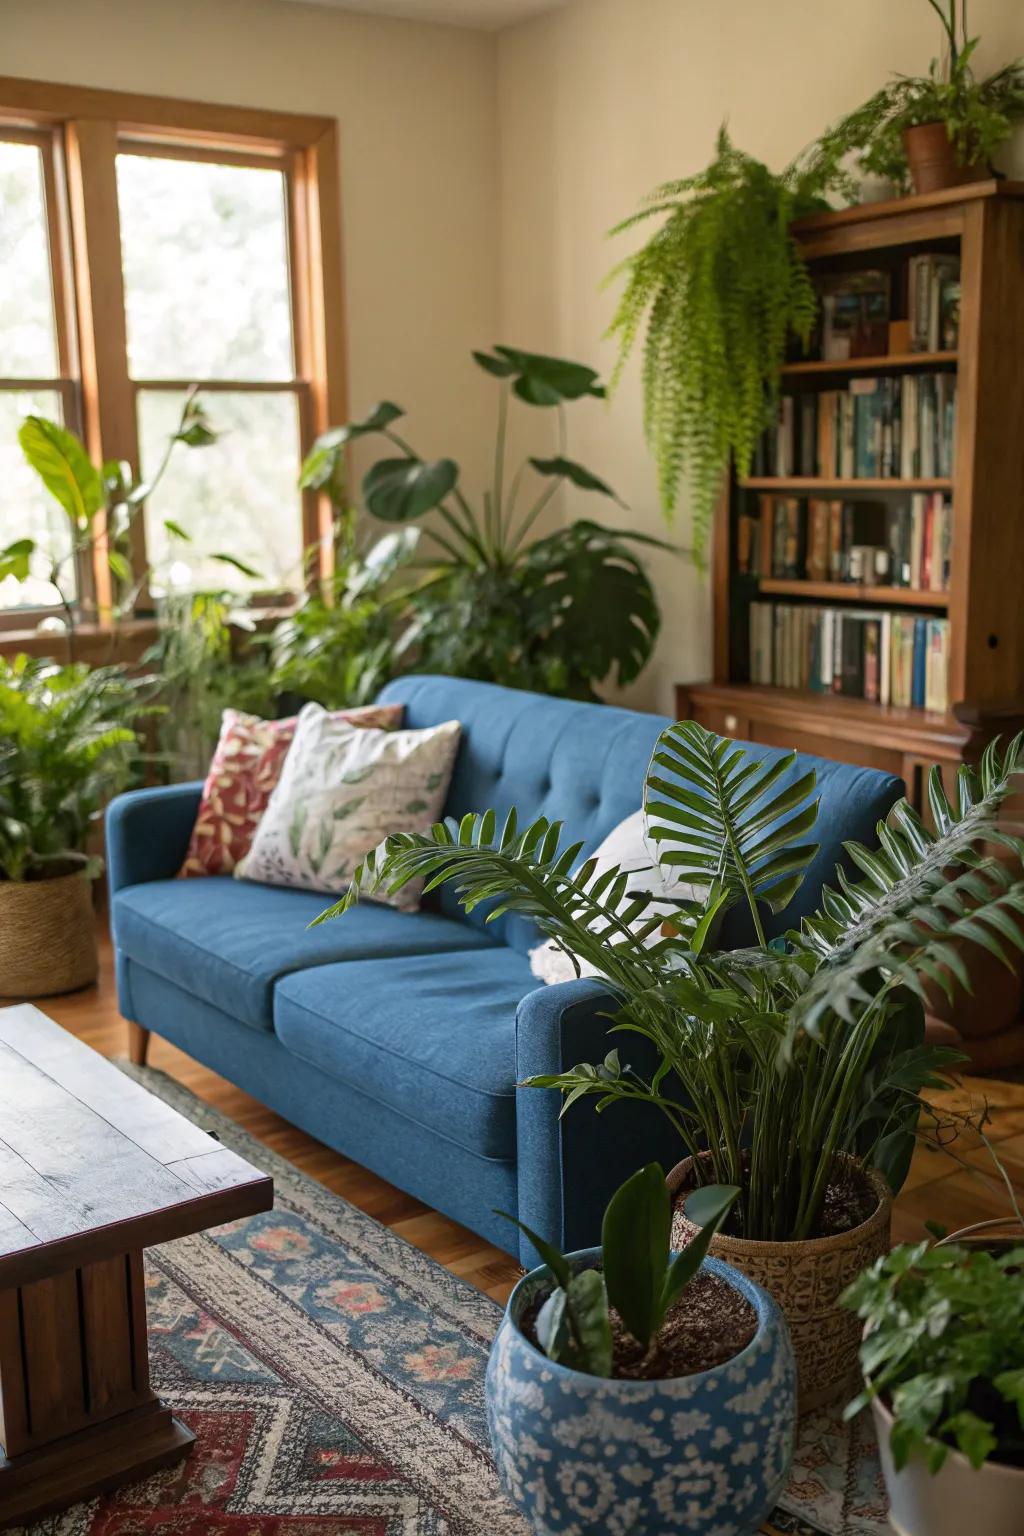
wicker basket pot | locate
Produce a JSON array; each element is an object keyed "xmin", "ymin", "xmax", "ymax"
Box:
[
  {"xmin": 0, "ymin": 871, "xmax": 98, "ymax": 998},
  {"xmin": 668, "ymin": 1155, "xmax": 891, "ymax": 1413}
]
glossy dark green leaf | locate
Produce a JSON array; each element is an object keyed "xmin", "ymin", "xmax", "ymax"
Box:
[
  {"xmin": 493, "ymin": 1209, "xmax": 571, "ymax": 1290},
  {"xmin": 663, "ymin": 1184, "xmax": 739, "ymax": 1311},
  {"xmin": 362, "ymin": 457, "xmax": 458, "ymax": 524},
  {"xmin": 565, "ymin": 1267, "xmax": 613, "ymax": 1376},
  {"xmin": 316, "ymin": 402, "xmax": 406, "ymax": 453},
  {"xmin": 474, "ymin": 346, "xmax": 605, "ymax": 406},
  {"xmin": 528, "ymin": 457, "xmax": 624, "ymax": 504},
  {"xmin": 601, "ymin": 1162, "xmax": 670, "ymax": 1348}
]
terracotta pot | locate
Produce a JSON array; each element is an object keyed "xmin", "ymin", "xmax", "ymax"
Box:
[
  {"xmin": 902, "ymin": 122, "xmax": 988, "ymax": 196},
  {"xmin": 0, "ymin": 871, "xmax": 98, "ymax": 998},
  {"xmin": 668, "ymin": 1155, "xmax": 891, "ymax": 1412},
  {"xmin": 872, "ymin": 1395, "xmax": 1024, "ymax": 1536}
]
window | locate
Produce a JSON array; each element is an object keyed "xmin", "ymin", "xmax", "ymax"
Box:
[
  {"xmin": 0, "ymin": 131, "xmax": 77, "ymax": 611},
  {"xmin": 0, "ymin": 78, "xmax": 345, "ymax": 621},
  {"xmin": 117, "ymin": 150, "xmax": 305, "ymax": 592}
]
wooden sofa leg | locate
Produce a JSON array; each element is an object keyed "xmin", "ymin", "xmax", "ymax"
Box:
[{"xmin": 127, "ymin": 1021, "xmax": 151, "ymax": 1066}]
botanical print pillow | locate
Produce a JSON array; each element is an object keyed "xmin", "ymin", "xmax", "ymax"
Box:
[
  {"xmin": 180, "ymin": 703, "xmax": 403, "ymax": 878},
  {"xmin": 529, "ymin": 808, "xmax": 699, "ymax": 985},
  {"xmin": 236, "ymin": 705, "xmax": 461, "ymax": 910}
]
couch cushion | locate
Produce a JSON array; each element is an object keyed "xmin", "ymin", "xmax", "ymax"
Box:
[
  {"xmin": 112, "ymin": 877, "xmax": 497, "ymax": 1032},
  {"xmin": 274, "ymin": 948, "xmax": 540, "ymax": 1160}
]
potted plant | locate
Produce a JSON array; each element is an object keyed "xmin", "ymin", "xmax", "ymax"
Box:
[
  {"xmin": 487, "ymin": 1163, "xmax": 796, "ymax": 1536},
  {"xmin": 0, "ymin": 655, "xmax": 146, "ymax": 996},
  {"xmin": 317, "ymin": 722, "xmax": 1024, "ymax": 1407},
  {"xmin": 842, "ymin": 1211, "xmax": 1024, "ymax": 1536},
  {"xmin": 605, "ymin": 127, "xmax": 865, "ymax": 563},
  {"xmin": 300, "ymin": 346, "xmax": 670, "ymax": 700},
  {"xmin": 827, "ymin": 0, "xmax": 1024, "ymax": 196}
]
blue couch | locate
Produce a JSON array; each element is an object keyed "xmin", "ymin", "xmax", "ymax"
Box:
[{"xmin": 107, "ymin": 675, "xmax": 903, "ymax": 1266}]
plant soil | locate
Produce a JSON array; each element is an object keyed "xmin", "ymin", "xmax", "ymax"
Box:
[
  {"xmin": 521, "ymin": 1268, "xmax": 756, "ymax": 1382},
  {"xmin": 675, "ymin": 1153, "xmax": 878, "ymax": 1241}
]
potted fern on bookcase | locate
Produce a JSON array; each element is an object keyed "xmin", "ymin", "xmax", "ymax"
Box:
[{"xmin": 318, "ymin": 720, "xmax": 1024, "ymax": 1409}]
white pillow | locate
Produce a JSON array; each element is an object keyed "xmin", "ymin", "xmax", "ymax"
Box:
[
  {"xmin": 529, "ymin": 808, "xmax": 697, "ymax": 985},
  {"xmin": 236, "ymin": 704, "xmax": 460, "ymax": 911}
]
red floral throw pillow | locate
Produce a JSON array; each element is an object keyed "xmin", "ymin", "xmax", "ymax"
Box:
[{"xmin": 180, "ymin": 704, "xmax": 404, "ymax": 877}]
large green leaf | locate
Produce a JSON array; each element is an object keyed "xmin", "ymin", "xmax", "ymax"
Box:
[
  {"xmin": 528, "ymin": 456, "xmax": 625, "ymax": 505},
  {"xmin": 522, "ymin": 521, "xmax": 661, "ymax": 690},
  {"xmin": 18, "ymin": 417, "xmax": 103, "ymax": 528},
  {"xmin": 299, "ymin": 404, "xmax": 407, "ymax": 494},
  {"xmin": 362, "ymin": 457, "xmax": 459, "ymax": 523},
  {"xmin": 473, "ymin": 346, "xmax": 606, "ymax": 406},
  {"xmin": 601, "ymin": 1162, "xmax": 670, "ymax": 1348},
  {"xmin": 663, "ymin": 1183, "xmax": 739, "ymax": 1310},
  {"xmin": 644, "ymin": 720, "xmax": 820, "ymax": 926}
]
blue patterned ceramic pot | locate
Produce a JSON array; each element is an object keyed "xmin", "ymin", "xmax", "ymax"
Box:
[{"xmin": 487, "ymin": 1251, "xmax": 796, "ymax": 1536}]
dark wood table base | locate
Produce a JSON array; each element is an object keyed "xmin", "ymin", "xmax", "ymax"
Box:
[{"xmin": 0, "ymin": 1248, "xmax": 194, "ymax": 1527}]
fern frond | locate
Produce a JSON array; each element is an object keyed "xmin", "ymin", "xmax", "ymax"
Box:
[
  {"xmin": 643, "ymin": 720, "xmax": 819, "ymax": 941},
  {"xmin": 313, "ymin": 811, "xmax": 697, "ymax": 995}
]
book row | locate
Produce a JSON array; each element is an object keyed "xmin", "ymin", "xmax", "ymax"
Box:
[
  {"xmin": 737, "ymin": 493, "xmax": 952, "ymax": 592},
  {"xmin": 748, "ymin": 601, "xmax": 950, "ymax": 711},
  {"xmin": 810, "ymin": 253, "xmax": 960, "ymax": 361},
  {"xmin": 754, "ymin": 373, "xmax": 956, "ymax": 480}
]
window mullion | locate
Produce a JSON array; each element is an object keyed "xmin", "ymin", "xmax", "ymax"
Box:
[{"xmin": 64, "ymin": 117, "xmax": 145, "ymax": 619}]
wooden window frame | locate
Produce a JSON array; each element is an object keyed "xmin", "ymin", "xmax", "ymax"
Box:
[{"xmin": 0, "ymin": 76, "xmax": 347, "ymax": 629}]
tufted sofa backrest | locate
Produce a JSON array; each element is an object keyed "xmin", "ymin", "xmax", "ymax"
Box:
[{"xmin": 375, "ymin": 675, "xmax": 904, "ymax": 953}]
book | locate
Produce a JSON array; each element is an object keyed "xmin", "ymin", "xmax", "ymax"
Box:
[
  {"xmin": 749, "ymin": 494, "xmax": 950, "ymax": 593},
  {"xmin": 820, "ymin": 270, "xmax": 891, "ymax": 359}
]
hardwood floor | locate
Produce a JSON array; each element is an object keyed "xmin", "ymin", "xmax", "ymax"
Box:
[{"xmin": 41, "ymin": 925, "xmax": 1024, "ymax": 1306}]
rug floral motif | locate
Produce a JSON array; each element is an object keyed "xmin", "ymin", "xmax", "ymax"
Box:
[{"xmin": 14, "ymin": 1066, "xmax": 888, "ymax": 1536}]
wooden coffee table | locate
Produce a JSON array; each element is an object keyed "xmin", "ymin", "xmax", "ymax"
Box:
[{"xmin": 0, "ymin": 1003, "xmax": 273, "ymax": 1526}]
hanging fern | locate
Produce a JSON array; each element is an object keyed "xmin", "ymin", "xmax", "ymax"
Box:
[{"xmin": 606, "ymin": 128, "xmax": 859, "ymax": 566}]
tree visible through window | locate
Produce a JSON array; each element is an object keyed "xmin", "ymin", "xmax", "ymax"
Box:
[
  {"xmin": 116, "ymin": 152, "xmax": 305, "ymax": 594},
  {"xmin": 0, "ymin": 136, "xmax": 76, "ymax": 610}
]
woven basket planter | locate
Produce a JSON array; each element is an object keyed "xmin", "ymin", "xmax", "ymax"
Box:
[
  {"xmin": 0, "ymin": 871, "xmax": 98, "ymax": 998},
  {"xmin": 668, "ymin": 1155, "xmax": 891, "ymax": 1413}
]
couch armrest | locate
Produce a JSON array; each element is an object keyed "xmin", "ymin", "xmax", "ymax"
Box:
[
  {"xmin": 106, "ymin": 782, "xmax": 203, "ymax": 896},
  {"xmin": 513, "ymin": 979, "xmax": 682, "ymax": 1269}
]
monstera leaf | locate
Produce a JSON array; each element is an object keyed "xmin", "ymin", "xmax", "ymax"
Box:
[
  {"xmin": 473, "ymin": 346, "xmax": 606, "ymax": 406},
  {"xmin": 521, "ymin": 521, "xmax": 663, "ymax": 691},
  {"xmin": 528, "ymin": 456, "xmax": 625, "ymax": 504},
  {"xmin": 362, "ymin": 457, "xmax": 459, "ymax": 523}
]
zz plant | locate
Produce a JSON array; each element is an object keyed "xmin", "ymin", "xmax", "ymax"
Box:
[
  {"xmin": 300, "ymin": 347, "xmax": 669, "ymax": 700},
  {"xmin": 500, "ymin": 1163, "xmax": 738, "ymax": 1376},
  {"xmin": 318, "ymin": 722, "xmax": 1024, "ymax": 1245}
]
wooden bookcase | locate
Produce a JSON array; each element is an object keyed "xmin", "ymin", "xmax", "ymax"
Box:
[{"xmin": 677, "ymin": 181, "xmax": 1024, "ymax": 809}]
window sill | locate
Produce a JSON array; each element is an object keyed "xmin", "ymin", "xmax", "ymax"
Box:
[{"xmin": 0, "ymin": 617, "xmax": 159, "ymax": 664}]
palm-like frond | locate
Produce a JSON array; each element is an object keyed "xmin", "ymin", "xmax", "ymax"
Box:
[
  {"xmin": 644, "ymin": 720, "xmax": 819, "ymax": 942},
  {"xmin": 314, "ymin": 809, "xmax": 698, "ymax": 995},
  {"xmin": 789, "ymin": 737, "xmax": 1024, "ymax": 1037}
]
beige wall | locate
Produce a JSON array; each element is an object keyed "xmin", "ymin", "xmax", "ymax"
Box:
[
  {"xmin": 497, "ymin": 0, "xmax": 1024, "ymax": 713},
  {"xmin": 2, "ymin": 0, "xmax": 500, "ymax": 488}
]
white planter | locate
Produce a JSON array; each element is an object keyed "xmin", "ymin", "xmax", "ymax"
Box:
[{"xmin": 872, "ymin": 1396, "xmax": 1024, "ymax": 1536}]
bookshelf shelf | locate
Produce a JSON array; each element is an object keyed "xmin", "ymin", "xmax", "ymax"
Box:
[
  {"xmin": 741, "ymin": 477, "xmax": 953, "ymax": 492},
  {"xmin": 781, "ymin": 351, "xmax": 957, "ymax": 378},
  {"xmin": 677, "ymin": 183, "xmax": 1024, "ymax": 813},
  {"xmin": 758, "ymin": 579, "xmax": 949, "ymax": 609}
]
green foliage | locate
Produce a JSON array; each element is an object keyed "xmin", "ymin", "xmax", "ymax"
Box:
[
  {"xmin": 0, "ymin": 654, "xmax": 147, "ymax": 881},
  {"xmin": 299, "ymin": 345, "xmax": 669, "ymax": 701},
  {"xmin": 7, "ymin": 391, "xmax": 222, "ymax": 655},
  {"xmin": 269, "ymin": 527, "xmax": 418, "ymax": 709},
  {"xmin": 605, "ymin": 129, "xmax": 844, "ymax": 566},
  {"xmin": 843, "ymin": 1238, "xmax": 1024, "ymax": 1472},
  {"xmin": 821, "ymin": 2, "xmax": 1024, "ymax": 188},
  {"xmin": 319, "ymin": 722, "xmax": 1024, "ymax": 1243},
  {"xmin": 499, "ymin": 1164, "xmax": 737, "ymax": 1376},
  {"xmin": 144, "ymin": 592, "xmax": 274, "ymax": 781}
]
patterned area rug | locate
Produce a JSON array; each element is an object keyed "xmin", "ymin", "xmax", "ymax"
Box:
[{"xmin": 16, "ymin": 1066, "xmax": 890, "ymax": 1536}]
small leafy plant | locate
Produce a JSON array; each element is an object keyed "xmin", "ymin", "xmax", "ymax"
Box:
[
  {"xmin": 500, "ymin": 1164, "xmax": 738, "ymax": 1376},
  {"xmin": 824, "ymin": 0, "xmax": 1024, "ymax": 189},
  {"xmin": 0, "ymin": 654, "xmax": 149, "ymax": 881},
  {"xmin": 3, "ymin": 392, "xmax": 236, "ymax": 654},
  {"xmin": 843, "ymin": 1237, "xmax": 1024, "ymax": 1471},
  {"xmin": 301, "ymin": 347, "xmax": 668, "ymax": 700}
]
